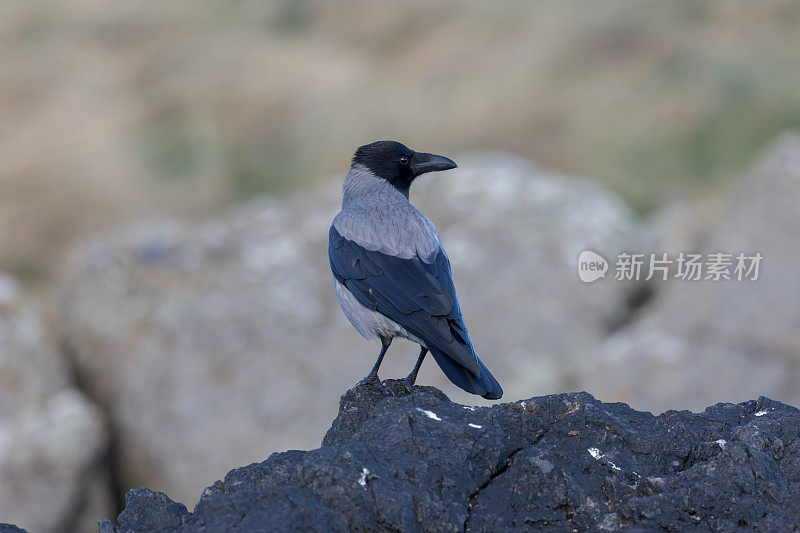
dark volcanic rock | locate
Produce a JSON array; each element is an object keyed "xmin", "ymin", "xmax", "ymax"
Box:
[
  {"xmin": 101, "ymin": 385, "xmax": 800, "ymax": 532},
  {"xmin": 0, "ymin": 525, "xmax": 28, "ymax": 533},
  {"xmin": 98, "ymin": 489, "xmax": 188, "ymax": 532}
]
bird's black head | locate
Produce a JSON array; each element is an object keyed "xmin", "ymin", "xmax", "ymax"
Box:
[{"xmin": 351, "ymin": 140, "xmax": 457, "ymax": 197}]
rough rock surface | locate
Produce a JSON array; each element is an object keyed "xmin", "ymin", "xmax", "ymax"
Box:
[
  {"xmin": 590, "ymin": 133, "xmax": 800, "ymax": 412},
  {"xmin": 59, "ymin": 154, "xmax": 641, "ymax": 504},
  {"xmin": 0, "ymin": 273, "xmax": 108, "ymax": 533},
  {"xmin": 98, "ymin": 384, "xmax": 800, "ymax": 532}
]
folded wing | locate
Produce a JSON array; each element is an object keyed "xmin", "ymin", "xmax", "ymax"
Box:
[{"xmin": 329, "ymin": 225, "xmax": 502, "ymax": 399}]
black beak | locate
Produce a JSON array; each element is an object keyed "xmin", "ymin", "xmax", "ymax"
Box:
[{"xmin": 410, "ymin": 152, "xmax": 457, "ymax": 177}]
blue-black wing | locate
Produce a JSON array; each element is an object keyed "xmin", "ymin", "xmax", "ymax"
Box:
[{"xmin": 329, "ymin": 225, "xmax": 502, "ymax": 399}]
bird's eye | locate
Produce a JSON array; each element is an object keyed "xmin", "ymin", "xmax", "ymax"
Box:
[{"xmin": 399, "ymin": 156, "xmax": 409, "ymax": 166}]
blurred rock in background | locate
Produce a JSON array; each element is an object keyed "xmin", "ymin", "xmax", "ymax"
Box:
[
  {"xmin": 0, "ymin": 273, "xmax": 108, "ymax": 533},
  {"xmin": 58, "ymin": 154, "xmax": 640, "ymax": 506},
  {"xmin": 3, "ymin": 2, "xmax": 800, "ymax": 282},
  {"xmin": 589, "ymin": 134, "xmax": 800, "ymax": 412}
]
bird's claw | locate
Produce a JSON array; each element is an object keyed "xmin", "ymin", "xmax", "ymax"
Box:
[
  {"xmin": 377, "ymin": 378, "xmax": 417, "ymax": 397},
  {"xmin": 357, "ymin": 374, "xmax": 388, "ymax": 392},
  {"xmin": 401, "ymin": 378, "xmax": 417, "ymax": 394}
]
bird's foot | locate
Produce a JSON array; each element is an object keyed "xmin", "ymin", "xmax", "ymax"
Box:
[
  {"xmin": 356, "ymin": 373, "xmax": 388, "ymax": 392},
  {"xmin": 401, "ymin": 377, "xmax": 417, "ymax": 394},
  {"xmin": 379, "ymin": 378, "xmax": 416, "ymax": 397}
]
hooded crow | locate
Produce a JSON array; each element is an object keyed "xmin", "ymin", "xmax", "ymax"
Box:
[{"xmin": 328, "ymin": 140, "xmax": 503, "ymax": 400}]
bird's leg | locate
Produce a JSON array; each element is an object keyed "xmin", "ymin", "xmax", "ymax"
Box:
[
  {"xmin": 359, "ymin": 336, "xmax": 392, "ymax": 387},
  {"xmin": 402, "ymin": 347, "xmax": 428, "ymax": 392}
]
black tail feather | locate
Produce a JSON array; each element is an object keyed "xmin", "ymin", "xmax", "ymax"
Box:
[{"xmin": 428, "ymin": 346, "xmax": 503, "ymax": 400}]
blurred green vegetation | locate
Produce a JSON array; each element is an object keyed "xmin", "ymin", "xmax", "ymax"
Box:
[{"xmin": 2, "ymin": 0, "xmax": 800, "ymax": 277}]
